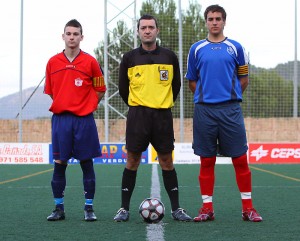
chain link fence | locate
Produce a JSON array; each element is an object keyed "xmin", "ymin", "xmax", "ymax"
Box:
[{"xmin": 0, "ymin": 0, "xmax": 299, "ymax": 143}]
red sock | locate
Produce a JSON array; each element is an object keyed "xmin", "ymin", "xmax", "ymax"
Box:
[
  {"xmin": 241, "ymin": 199, "xmax": 253, "ymax": 210},
  {"xmin": 232, "ymin": 154, "xmax": 252, "ymax": 192},
  {"xmin": 199, "ymin": 156, "xmax": 216, "ymax": 204},
  {"xmin": 203, "ymin": 202, "xmax": 213, "ymax": 210},
  {"xmin": 232, "ymin": 154, "xmax": 253, "ymax": 210}
]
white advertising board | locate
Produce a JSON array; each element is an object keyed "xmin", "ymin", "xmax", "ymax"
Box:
[
  {"xmin": 0, "ymin": 143, "xmax": 49, "ymax": 164},
  {"xmin": 173, "ymin": 143, "xmax": 232, "ymax": 164}
]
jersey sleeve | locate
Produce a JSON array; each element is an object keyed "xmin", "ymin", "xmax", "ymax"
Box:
[
  {"xmin": 237, "ymin": 45, "xmax": 249, "ymax": 77},
  {"xmin": 185, "ymin": 44, "xmax": 198, "ymax": 81},
  {"xmin": 171, "ymin": 52, "xmax": 181, "ymax": 102},
  {"xmin": 92, "ymin": 60, "xmax": 106, "ymax": 92},
  {"xmin": 44, "ymin": 60, "xmax": 53, "ymax": 95},
  {"xmin": 118, "ymin": 53, "xmax": 130, "ymax": 105}
]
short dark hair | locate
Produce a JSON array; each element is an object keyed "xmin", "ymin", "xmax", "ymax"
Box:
[
  {"xmin": 64, "ymin": 19, "xmax": 83, "ymax": 34},
  {"xmin": 137, "ymin": 14, "xmax": 158, "ymax": 29},
  {"xmin": 204, "ymin": 5, "xmax": 227, "ymax": 21}
]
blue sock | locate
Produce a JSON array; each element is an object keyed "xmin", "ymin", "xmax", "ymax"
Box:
[
  {"xmin": 54, "ymin": 198, "xmax": 64, "ymax": 211},
  {"xmin": 85, "ymin": 199, "xmax": 93, "ymax": 210},
  {"xmin": 85, "ymin": 199, "xmax": 93, "ymax": 205}
]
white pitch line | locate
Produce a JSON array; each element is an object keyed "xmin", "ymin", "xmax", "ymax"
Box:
[{"xmin": 146, "ymin": 164, "xmax": 165, "ymax": 241}]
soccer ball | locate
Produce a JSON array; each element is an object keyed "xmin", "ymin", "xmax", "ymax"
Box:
[{"xmin": 139, "ymin": 198, "xmax": 165, "ymax": 223}]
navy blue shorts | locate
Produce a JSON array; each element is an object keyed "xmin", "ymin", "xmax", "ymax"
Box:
[
  {"xmin": 51, "ymin": 112, "xmax": 101, "ymax": 161},
  {"xmin": 193, "ymin": 102, "xmax": 248, "ymax": 157},
  {"xmin": 126, "ymin": 106, "xmax": 174, "ymax": 153}
]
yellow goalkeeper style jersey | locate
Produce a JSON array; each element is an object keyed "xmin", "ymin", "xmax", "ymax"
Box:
[
  {"xmin": 119, "ymin": 45, "xmax": 181, "ymax": 109},
  {"xmin": 128, "ymin": 64, "xmax": 174, "ymax": 108}
]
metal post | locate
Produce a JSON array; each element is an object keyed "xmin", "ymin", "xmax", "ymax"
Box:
[
  {"xmin": 134, "ymin": 0, "xmax": 137, "ymax": 48},
  {"xmin": 104, "ymin": 0, "xmax": 109, "ymax": 141},
  {"xmin": 178, "ymin": 0, "xmax": 184, "ymax": 142},
  {"xmin": 293, "ymin": 0, "xmax": 298, "ymax": 117},
  {"xmin": 103, "ymin": 0, "xmax": 136, "ymax": 142},
  {"xmin": 18, "ymin": 0, "xmax": 24, "ymax": 142}
]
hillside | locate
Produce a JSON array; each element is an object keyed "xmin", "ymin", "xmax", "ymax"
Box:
[
  {"xmin": 0, "ymin": 86, "xmax": 52, "ymax": 119},
  {"xmin": 275, "ymin": 61, "xmax": 300, "ymax": 81},
  {"xmin": 251, "ymin": 61, "xmax": 300, "ymax": 81}
]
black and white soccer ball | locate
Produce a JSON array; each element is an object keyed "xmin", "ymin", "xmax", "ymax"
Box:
[{"xmin": 139, "ymin": 198, "xmax": 165, "ymax": 223}]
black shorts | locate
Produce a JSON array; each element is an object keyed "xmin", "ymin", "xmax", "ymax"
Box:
[{"xmin": 126, "ymin": 106, "xmax": 174, "ymax": 153}]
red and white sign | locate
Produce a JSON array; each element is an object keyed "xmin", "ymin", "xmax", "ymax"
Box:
[
  {"xmin": 0, "ymin": 143, "xmax": 49, "ymax": 164},
  {"xmin": 249, "ymin": 143, "xmax": 300, "ymax": 164}
]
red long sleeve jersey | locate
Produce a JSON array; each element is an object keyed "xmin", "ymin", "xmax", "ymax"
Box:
[{"xmin": 44, "ymin": 50, "xmax": 106, "ymax": 116}]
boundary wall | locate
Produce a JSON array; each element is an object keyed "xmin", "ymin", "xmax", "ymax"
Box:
[{"xmin": 1, "ymin": 118, "xmax": 300, "ymax": 143}]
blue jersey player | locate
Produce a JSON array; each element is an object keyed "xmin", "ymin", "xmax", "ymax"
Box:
[{"xmin": 185, "ymin": 5, "xmax": 262, "ymax": 222}]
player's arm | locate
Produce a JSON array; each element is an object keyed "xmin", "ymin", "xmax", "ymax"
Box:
[
  {"xmin": 239, "ymin": 76, "xmax": 249, "ymax": 93},
  {"xmin": 96, "ymin": 91, "xmax": 105, "ymax": 103},
  {"xmin": 172, "ymin": 54, "xmax": 181, "ymax": 102},
  {"xmin": 92, "ymin": 60, "xmax": 106, "ymax": 103},
  {"xmin": 44, "ymin": 62, "xmax": 54, "ymax": 99},
  {"xmin": 237, "ymin": 45, "xmax": 249, "ymax": 93},
  {"xmin": 188, "ymin": 80, "xmax": 197, "ymax": 94},
  {"xmin": 237, "ymin": 64, "xmax": 249, "ymax": 93},
  {"xmin": 92, "ymin": 75, "xmax": 106, "ymax": 103},
  {"xmin": 185, "ymin": 45, "xmax": 198, "ymax": 95},
  {"xmin": 118, "ymin": 55, "xmax": 130, "ymax": 105}
]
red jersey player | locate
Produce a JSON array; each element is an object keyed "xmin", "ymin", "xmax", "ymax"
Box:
[{"xmin": 44, "ymin": 19, "xmax": 106, "ymax": 222}]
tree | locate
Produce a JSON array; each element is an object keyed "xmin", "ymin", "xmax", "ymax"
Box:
[{"xmin": 242, "ymin": 67, "xmax": 294, "ymax": 117}]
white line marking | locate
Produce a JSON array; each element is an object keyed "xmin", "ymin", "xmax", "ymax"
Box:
[
  {"xmin": 150, "ymin": 164, "xmax": 161, "ymax": 198},
  {"xmin": 146, "ymin": 164, "xmax": 165, "ymax": 241}
]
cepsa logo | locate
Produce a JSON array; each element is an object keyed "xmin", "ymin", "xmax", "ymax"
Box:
[{"xmin": 249, "ymin": 143, "xmax": 300, "ymax": 164}]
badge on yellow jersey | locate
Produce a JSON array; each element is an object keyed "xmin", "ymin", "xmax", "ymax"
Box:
[{"xmin": 160, "ymin": 70, "xmax": 169, "ymax": 81}]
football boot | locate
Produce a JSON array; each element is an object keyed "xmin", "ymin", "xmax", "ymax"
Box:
[
  {"xmin": 114, "ymin": 208, "xmax": 129, "ymax": 222},
  {"xmin": 172, "ymin": 208, "xmax": 192, "ymax": 221},
  {"xmin": 47, "ymin": 208, "xmax": 65, "ymax": 221},
  {"xmin": 242, "ymin": 208, "xmax": 263, "ymax": 222}
]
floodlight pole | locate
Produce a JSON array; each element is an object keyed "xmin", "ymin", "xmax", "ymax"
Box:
[
  {"xmin": 293, "ymin": 0, "xmax": 298, "ymax": 117},
  {"xmin": 104, "ymin": 0, "xmax": 109, "ymax": 141},
  {"xmin": 18, "ymin": 0, "xmax": 24, "ymax": 142},
  {"xmin": 178, "ymin": 0, "xmax": 184, "ymax": 142}
]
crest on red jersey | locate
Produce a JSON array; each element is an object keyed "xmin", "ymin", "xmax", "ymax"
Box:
[{"xmin": 75, "ymin": 78, "xmax": 83, "ymax": 87}]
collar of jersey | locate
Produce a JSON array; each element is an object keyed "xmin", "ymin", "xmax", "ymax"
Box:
[{"xmin": 139, "ymin": 44, "xmax": 160, "ymax": 55}]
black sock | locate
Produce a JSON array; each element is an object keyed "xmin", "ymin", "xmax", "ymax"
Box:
[
  {"xmin": 80, "ymin": 159, "xmax": 96, "ymax": 200},
  {"xmin": 121, "ymin": 168, "xmax": 137, "ymax": 211},
  {"xmin": 51, "ymin": 162, "xmax": 67, "ymax": 209},
  {"xmin": 162, "ymin": 169, "xmax": 180, "ymax": 211}
]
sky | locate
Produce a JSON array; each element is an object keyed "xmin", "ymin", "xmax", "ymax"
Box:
[{"xmin": 0, "ymin": 0, "xmax": 299, "ymax": 98}]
